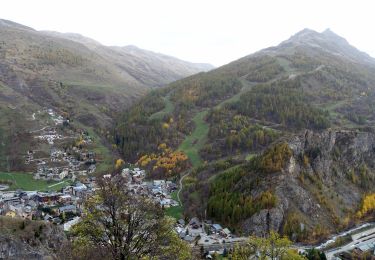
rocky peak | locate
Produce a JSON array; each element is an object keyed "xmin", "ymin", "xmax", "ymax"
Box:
[{"xmin": 279, "ymin": 28, "xmax": 375, "ymax": 65}]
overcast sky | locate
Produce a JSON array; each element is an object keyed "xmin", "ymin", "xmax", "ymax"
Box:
[{"xmin": 0, "ymin": 0, "xmax": 374, "ymax": 66}]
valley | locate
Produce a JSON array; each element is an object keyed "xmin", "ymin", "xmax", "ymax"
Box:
[{"xmin": 1, "ymin": 17, "xmax": 375, "ymax": 259}]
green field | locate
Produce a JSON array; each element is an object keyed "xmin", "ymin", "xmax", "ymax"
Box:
[
  {"xmin": 165, "ymin": 204, "xmax": 183, "ymax": 220},
  {"xmin": 178, "ymin": 110, "xmax": 209, "ymax": 168},
  {"xmin": 0, "ymin": 172, "xmax": 70, "ymax": 191},
  {"xmin": 165, "ymin": 190, "xmax": 183, "ymax": 219}
]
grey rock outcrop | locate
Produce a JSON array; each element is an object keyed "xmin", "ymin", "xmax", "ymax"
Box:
[{"xmin": 242, "ymin": 129, "xmax": 375, "ymax": 236}]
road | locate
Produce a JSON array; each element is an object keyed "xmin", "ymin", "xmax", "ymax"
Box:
[
  {"xmin": 177, "ymin": 170, "xmax": 191, "ymax": 205},
  {"xmin": 325, "ymin": 226, "xmax": 375, "ymax": 259},
  {"xmin": 29, "ymin": 126, "xmax": 49, "ymax": 133},
  {"xmin": 295, "ymin": 223, "xmax": 375, "ymax": 259},
  {"xmin": 177, "ymin": 170, "xmax": 191, "ymax": 206}
]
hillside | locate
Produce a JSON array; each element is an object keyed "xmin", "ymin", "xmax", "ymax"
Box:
[
  {"xmin": 115, "ymin": 29, "xmax": 375, "ymax": 242},
  {"xmin": 0, "ymin": 18, "xmax": 213, "ymax": 172},
  {"xmin": 0, "ymin": 216, "xmax": 67, "ymax": 259}
]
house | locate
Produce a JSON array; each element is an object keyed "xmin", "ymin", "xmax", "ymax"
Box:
[
  {"xmin": 153, "ymin": 180, "xmax": 166, "ymax": 187},
  {"xmin": 52, "ymin": 217, "xmax": 62, "ymax": 224},
  {"xmin": 63, "ymin": 216, "xmax": 81, "ymax": 231},
  {"xmin": 59, "ymin": 169, "xmax": 69, "ymax": 180},
  {"xmin": 44, "ymin": 214, "xmax": 53, "ymax": 221},
  {"xmin": 34, "ymin": 192, "xmax": 60, "ymax": 203},
  {"xmin": 73, "ymin": 182, "xmax": 87, "ymax": 193},
  {"xmin": 88, "ymin": 165, "xmax": 96, "ymax": 174},
  {"xmin": 220, "ymin": 228, "xmax": 231, "ymax": 237},
  {"xmin": 58, "ymin": 205, "xmax": 76, "ymax": 214},
  {"xmin": 59, "ymin": 194, "xmax": 72, "ymax": 203},
  {"xmin": 354, "ymin": 242, "xmax": 375, "ymax": 254},
  {"xmin": 212, "ymin": 224, "xmax": 223, "ymax": 233},
  {"xmin": 189, "ymin": 217, "xmax": 201, "ymax": 228},
  {"xmin": 184, "ymin": 235, "xmax": 195, "ymax": 243},
  {"xmin": 160, "ymin": 198, "xmax": 173, "ymax": 208}
]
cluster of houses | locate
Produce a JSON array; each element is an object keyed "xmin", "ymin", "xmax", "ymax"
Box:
[
  {"xmin": 34, "ymin": 127, "xmax": 63, "ymax": 145},
  {"xmin": 175, "ymin": 217, "xmax": 246, "ymax": 257},
  {"xmin": 119, "ymin": 168, "xmax": 179, "ymax": 208},
  {"xmin": 26, "ymin": 109, "xmax": 97, "ymax": 182},
  {"xmin": 111, "ymin": 168, "xmax": 243, "ymax": 257},
  {"xmin": 33, "ymin": 148, "xmax": 96, "ymax": 181},
  {"xmin": 47, "ymin": 108, "xmax": 65, "ymax": 125},
  {"xmin": 0, "ymin": 179, "xmax": 96, "ymax": 231}
]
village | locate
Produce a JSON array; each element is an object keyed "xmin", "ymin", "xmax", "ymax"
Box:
[
  {"xmin": 0, "ymin": 179, "xmax": 95, "ymax": 231},
  {"xmin": 1, "ymin": 163, "xmax": 375, "ymax": 259},
  {"xmin": 25, "ymin": 108, "xmax": 97, "ymax": 182},
  {"xmin": 113, "ymin": 167, "xmax": 248, "ymax": 258},
  {"xmin": 0, "ymin": 160, "xmax": 244, "ymax": 258}
]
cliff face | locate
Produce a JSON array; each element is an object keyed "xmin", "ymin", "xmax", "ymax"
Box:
[
  {"xmin": 243, "ymin": 130, "xmax": 375, "ymax": 239},
  {"xmin": 0, "ymin": 217, "xmax": 67, "ymax": 259}
]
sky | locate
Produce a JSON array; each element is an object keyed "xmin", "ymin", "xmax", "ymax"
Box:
[{"xmin": 0, "ymin": 0, "xmax": 374, "ymax": 66}]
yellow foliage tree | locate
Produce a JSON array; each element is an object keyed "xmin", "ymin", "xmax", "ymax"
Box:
[
  {"xmin": 357, "ymin": 193, "xmax": 375, "ymax": 218},
  {"xmin": 115, "ymin": 159, "xmax": 125, "ymax": 170},
  {"xmin": 158, "ymin": 143, "xmax": 167, "ymax": 150}
]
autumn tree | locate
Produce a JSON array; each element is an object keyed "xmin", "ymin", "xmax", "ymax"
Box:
[
  {"xmin": 356, "ymin": 193, "xmax": 375, "ymax": 218},
  {"xmin": 71, "ymin": 176, "xmax": 191, "ymax": 260},
  {"xmin": 115, "ymin": 158, "xmax": 125, "ymax": 170},
  {"xmin": 137, "ymin": 143, "xmax": 189, "ymax": 178}
]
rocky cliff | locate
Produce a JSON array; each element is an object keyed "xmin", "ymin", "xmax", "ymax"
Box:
[
  {"xmin": 243, "ymin": 129, "xmax": 375, "ymax": 241},
  {"xmin": 0, "ymin": 217, "xmax": 67, "ymax": 259}
]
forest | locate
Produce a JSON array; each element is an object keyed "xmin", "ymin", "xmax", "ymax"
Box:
[
  {"xmin": 231, "ymin": 78, "xmax": 331, "ymax": 130},
  {"xmin": 201, "ymin": 108, "xmax": 280, "ymax": 160},
  {"xmin": 207, "ymin": 164, "xmax": 277, "ymax": 228}
]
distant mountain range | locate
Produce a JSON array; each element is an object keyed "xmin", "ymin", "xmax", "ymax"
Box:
[
  {"xmin": 115, "ymin": 28, "xmax": 375, "ymax": 242},
  {"xmin": 42, "ymin": 30, "xmax": 213, "ymax": 87},
  {"xmin": 0, "ymin": 18, "xmax": 213, "ymax": 171}
]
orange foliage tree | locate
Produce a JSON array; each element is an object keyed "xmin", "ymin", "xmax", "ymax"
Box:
[{"xmin": 137, "ymin": 143, "xmax": 188, "ymax": 178}]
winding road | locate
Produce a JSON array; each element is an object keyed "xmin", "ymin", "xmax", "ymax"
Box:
[{"xmin": 176, "ymin": 170, "xmax": 191, "ymax": 205}]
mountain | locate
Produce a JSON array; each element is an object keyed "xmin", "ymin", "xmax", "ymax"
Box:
[
  {"xmin": 115, "ymin": 29, "xmax": 375, "ymax": 242},
  {"xmin": 42, "ymin": 31, "xmax": 214, "ymax": 87},
  {"xmin": 0, "ymin": 19, "xmax": 213, "ymax": 171}
]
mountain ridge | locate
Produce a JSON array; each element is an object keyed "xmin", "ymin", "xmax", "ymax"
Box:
[{"xmin": 115, "ymin": 28, "xmax": 375, "ymax": 241}]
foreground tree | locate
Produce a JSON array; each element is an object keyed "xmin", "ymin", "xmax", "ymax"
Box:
[
  {"xmin": 71, "ymin": 175, "xmax": 191, "ymax": 260},
  {"xmin": 231, "ymin": 231, "xmax": 306, "ymax": 260}
]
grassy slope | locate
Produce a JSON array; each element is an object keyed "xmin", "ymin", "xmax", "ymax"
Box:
[
  {"xmin": 167, "ymin": 110, "xmax": 210, "ymax": 219},
  {"xmin": 0, "ymin": 172, "xmax": 70, "ymax": 191},
  {"xmin": 165, "ymin": 191, "xmax": 183, "ymax": 219},
  {"xmin": 178, "ymin": 110, "xmax": 209, "ymax": 168}
]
